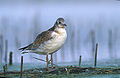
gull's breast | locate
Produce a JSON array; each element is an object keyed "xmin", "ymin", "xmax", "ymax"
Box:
[{"xmin": 39, "ymin": 28, "xmax": 67, "ymax": 54}]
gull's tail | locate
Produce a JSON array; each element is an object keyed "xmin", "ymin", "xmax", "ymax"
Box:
[{"xmin": 19, "ymin": 43, "xmax": 33, "ymax": 51}]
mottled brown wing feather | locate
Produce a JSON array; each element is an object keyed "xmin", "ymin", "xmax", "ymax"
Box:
[
  {"xmin": 33, "ymin": 30, "xmax": 52, "ymax": 48},
  {"xmin": 19, "ymin": 31, "xmax": 52, "ymax": 51},
  {"xmin": 19, "ymin": 26, "xmax": 55, "ymax": 51}
]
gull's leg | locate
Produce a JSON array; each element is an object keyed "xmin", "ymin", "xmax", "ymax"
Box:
[
  {"xmin": 51, "ymin": 54, "xmax": 53, "ymax": 69},
  {"xmin": 46, "ymin": 54, "xmax": 49, "ymax": 70}
]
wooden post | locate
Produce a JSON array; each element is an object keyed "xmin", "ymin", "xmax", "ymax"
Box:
[
  {"xmin": 20, "ymin": 56, "xmax": 23, "ymax": 78},
  {"xmin": 51, "ymin": 54, "xmax": 53, "ymax": 69},
  {"xmin": 94, "ymin": 43, "xmax": 98, "ymax": 68},
  {"xmin": 5, "ymin": 40, "xmax": 8, "ymax": 64},
  {"xmin": 79, "ymin": 56, "xmax": 81, "ymax": 67},
  {"xmin": 9, "ymin": 51, "xmax": 13, "ymax": 65}
]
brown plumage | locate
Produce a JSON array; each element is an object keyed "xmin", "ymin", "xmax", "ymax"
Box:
[
  {"xmin": 33, "ymin": 30, "xmax": 53, "ymax": 48},
  {"xmin": 19, "ymin": 27, "xmax": 54, "ymax": 51}
]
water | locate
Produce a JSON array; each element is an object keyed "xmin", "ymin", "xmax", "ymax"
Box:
[
  {"xmin": 0, "ymin": 59, "xmax": 120, "ymax": 71},
  {"xmin": 1, "ymin": 59, "xmax": 120, "ymax": 78}
]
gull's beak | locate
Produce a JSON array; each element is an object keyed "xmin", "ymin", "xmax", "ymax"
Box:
[{"xmin": 64, "ymin": 24, "xmax": 67, "ymax": 26}]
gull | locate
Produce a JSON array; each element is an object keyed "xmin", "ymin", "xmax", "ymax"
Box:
[{"xmin": 19, "ymin": 18, "xmax": 67, "ymax": 70}]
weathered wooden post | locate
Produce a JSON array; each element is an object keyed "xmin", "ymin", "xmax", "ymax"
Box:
[
  {"xmin": 9, "ymin": 51, "xmax": 13, "ymax": 65},
  {"xmin": 94, "ymin": 43, "xmax": 98, "ymax": 68},
  {"xmin": 79, "ymin": 56, "xmax": 81, "ymax": 67},
  {"xmin": 20, "ymin": 56, "xmax": 23, "ymax": 78}
]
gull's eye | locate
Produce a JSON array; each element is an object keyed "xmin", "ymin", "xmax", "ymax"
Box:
[{"xmin": 59, "ymin": 22, "xmax": 61, "ymax": 24}]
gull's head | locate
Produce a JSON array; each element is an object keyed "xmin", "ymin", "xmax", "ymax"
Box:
[{"xmin": 54, "ymin": 18, "xmax": 67, "ymax": 28}]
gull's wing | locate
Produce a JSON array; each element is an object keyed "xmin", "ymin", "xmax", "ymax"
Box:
[
  {"xmin": 32, "ymin": 30, "xmax": 52, "ymax": 48},
  {"xmin": 19, "ymin": 30, "xmax": 52, "ymax": 51}
]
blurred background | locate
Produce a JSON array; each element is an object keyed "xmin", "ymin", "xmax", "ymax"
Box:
[{"xmin": 0, "ymin": 0, "xmax": 120, "ymax": 67}]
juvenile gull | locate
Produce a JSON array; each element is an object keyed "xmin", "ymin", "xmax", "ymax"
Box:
[{"xmin": 19, "ymin": 18, "xmax": 67, "ymax": 70}]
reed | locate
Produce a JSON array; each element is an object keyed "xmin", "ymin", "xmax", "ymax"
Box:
[
  {"xmin": 91, "ymin": 30, "xmax": 95, "ymax": 57},
  {"xmin": 9, "ymin": 51, "xmax": 13, "ymax": 65},
  {"xmin": 20, "ymin": 56, "xmax": 23, "ymax": 78},
  {"xmin": 71, "ymin": 30, "xmax": 75, "ymax": 61},
  {"xmin": 0, "ymin": 35, "xmax": 3, "ymax": 64},
  {"xmin": 108, "ymin": 30, "xmax": 113, "ymax": 58},
  {"xmin": 77, "ymin": 29, "xmax": 80, "ymax": 53},
  {"xmin": 94, "ymin": 43, "xmax": 98, "ymax": 68},
  {"xmin": 3, "ymin": 65, "xmax": 5, "ymax": 76},
  {"xmin": 5, "ymin": 64, "xmax": 7, "ymax": 72},
  {"xmin": 5, "ymin": 40, "xmax": 8, "ymax": 64},
  {"xmin": 79, "ymin": 56, "xmax": 81, "ymax": 67}
]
